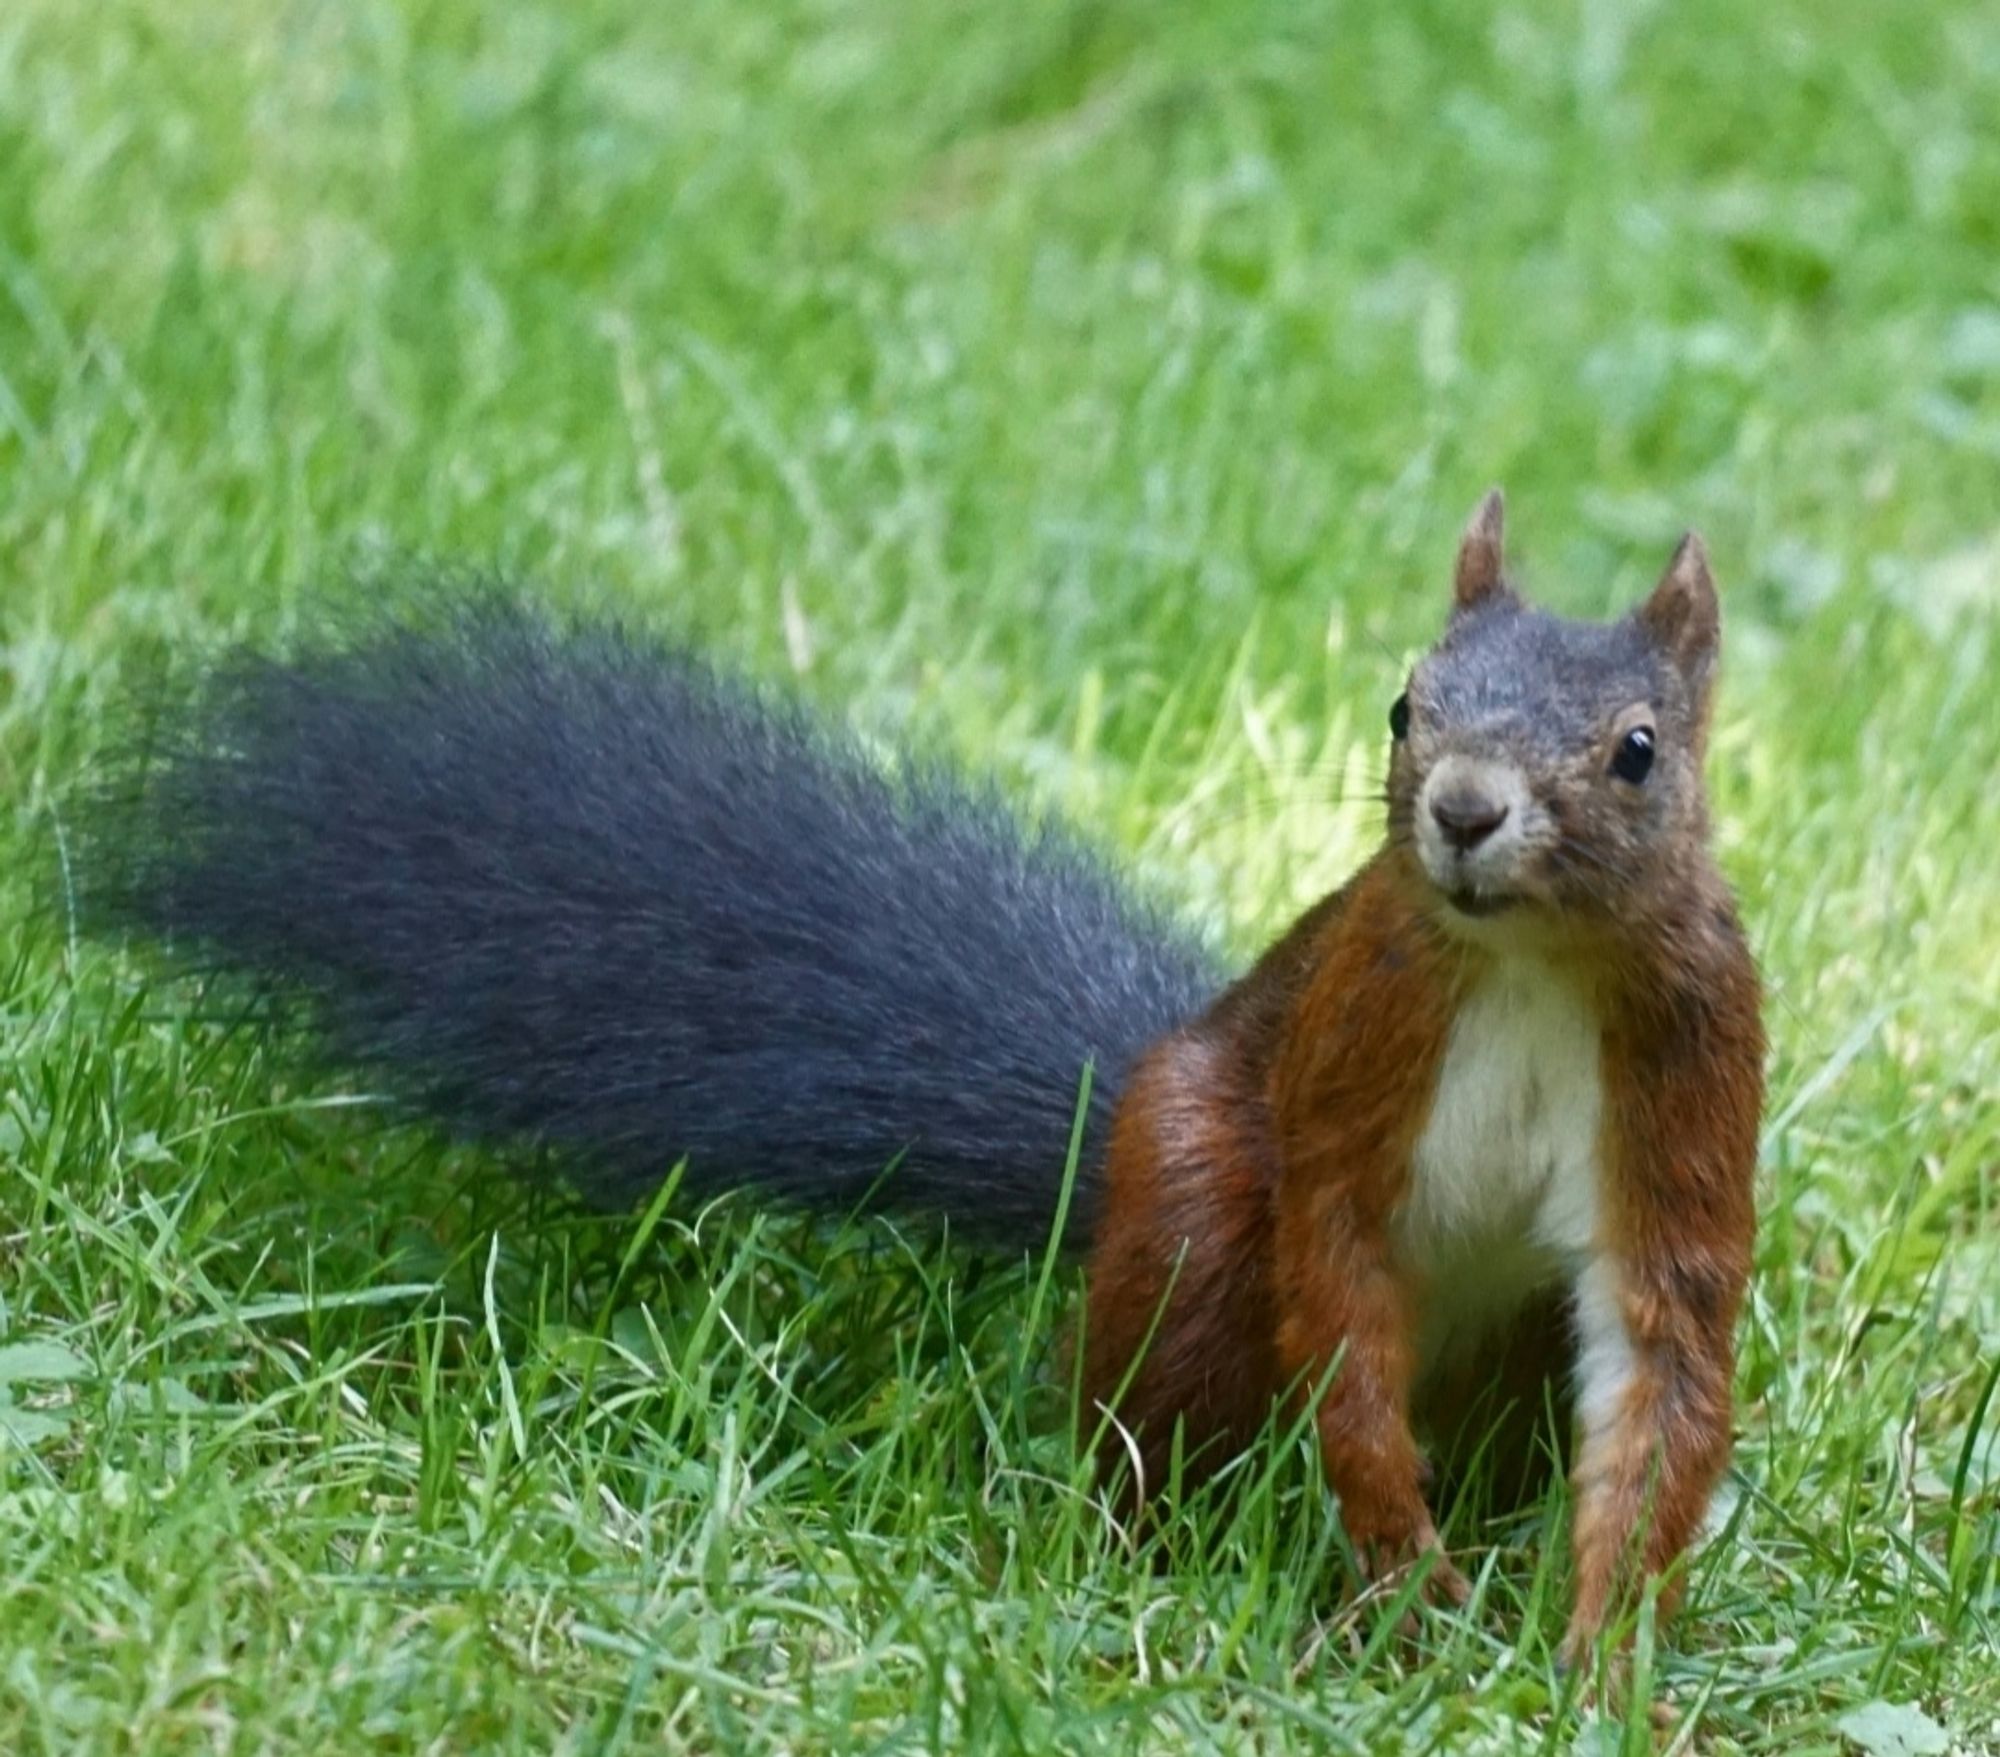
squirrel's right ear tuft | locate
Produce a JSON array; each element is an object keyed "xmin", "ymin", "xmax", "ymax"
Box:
[
  {"xmin": 1638, "ymin": 531, "xmax": 1722, "ymax": 697},
  {"xmin": 1452, "ymin": 487, "xmax": 1517, "ymax": 615}
]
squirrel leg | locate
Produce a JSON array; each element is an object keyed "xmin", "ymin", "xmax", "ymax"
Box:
[
  {"xmin": 1273, "ymin": 1191, "xmax": 1468, "ymax": 1607},
  {"xmin": 1564, "ymin": 997, "xmax": 1758, "ymax": 1667},
  {"xmin": 1083, "ymin": 1031, "xmax": 1282, "ymax": 1505},
  {"xmin": 1560, "ymin": 1253, "xmax": 1737, "ymax": 1666}
]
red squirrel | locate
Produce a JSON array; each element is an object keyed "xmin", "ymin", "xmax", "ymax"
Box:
[
  {"xmin": 85, "ymin": 491, "xmax": 1763, "ymax": 1661},
  {"xmin": 1084, "ymin": 493, "xmax": 1763, "ymax": 1657}
]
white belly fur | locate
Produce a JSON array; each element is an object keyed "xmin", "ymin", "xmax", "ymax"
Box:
[{"xmin": 1397, "ymin": 956, "xmax": 1606, "ymax": 1379}]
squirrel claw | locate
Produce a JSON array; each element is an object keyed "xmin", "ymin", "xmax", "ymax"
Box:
[
  {"xmin": 1556, "ymin": 1636, "xmax": 1676, "ymax": 1732},
  {"xmin": 1356, "ymin": 1537, "xmax": 1472, "ymax": 1620}
]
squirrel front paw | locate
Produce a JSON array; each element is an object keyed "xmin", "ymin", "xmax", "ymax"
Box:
[{"xmin": 1353, "ymin": 1527, "xmax": 1473, "ymax": 1613}]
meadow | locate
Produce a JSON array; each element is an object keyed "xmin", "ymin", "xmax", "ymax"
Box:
[{"xmin": 2, "ymin": 1, "xmax": 1998, "ymax": 1750}]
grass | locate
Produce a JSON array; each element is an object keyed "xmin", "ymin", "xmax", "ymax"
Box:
[{"xmin": 3, "ymin": 0, "xmax": 1999, "ymax": 1749}]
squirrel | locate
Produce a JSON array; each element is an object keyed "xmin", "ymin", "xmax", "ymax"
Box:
[{"xmin": 80, "ymin": 491, "xmax": 1763, "ymax": 1665}]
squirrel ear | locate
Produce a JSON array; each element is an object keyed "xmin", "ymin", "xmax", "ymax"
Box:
[
  {"xmin": 1638, "ymin": 531, "xmax": 1722, "ymax": 695},
  {"xmin": 1452, "ymin": 488, "xmax": 1515, "ymax": 614}
]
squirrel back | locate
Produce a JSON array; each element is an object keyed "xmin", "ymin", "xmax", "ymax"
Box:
[{"xmin": 81, "ymin": 593, "xmax": 1220, "ymax": 1244}]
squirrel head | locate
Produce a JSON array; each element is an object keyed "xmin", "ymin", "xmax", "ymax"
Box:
[{"xmin": 1385, "ymin": 489, "xmax": 1723, "ymax": 933}]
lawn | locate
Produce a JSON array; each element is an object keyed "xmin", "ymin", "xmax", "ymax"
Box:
[{"xmin": 3, "ymin": 0, "xmax": 1999, "ymax": 1750}]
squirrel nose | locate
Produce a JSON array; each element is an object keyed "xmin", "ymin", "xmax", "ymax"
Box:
[{"xmin": 1430, "ymin": 788, "xmax": 1510, "ymax": 853}]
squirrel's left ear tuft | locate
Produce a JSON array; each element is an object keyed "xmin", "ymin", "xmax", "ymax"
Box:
[
  {"xmin": 1452, "ymin": 487, "xmax": 1518, "ymax": 614},
  {"xmin": 1638, "ymin": 531, "xmax": 1721, "ymax": 694}
]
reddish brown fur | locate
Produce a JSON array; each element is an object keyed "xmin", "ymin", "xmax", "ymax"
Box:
[
  {"xmin": 1080, "ymin": 1030, "xmax": 1278, "ymax": 1496},
  {"xmin": 1564, "ymin": 892, "xmax": 1763, "ymax": 1656},
  {"xmin": 1263, "ymin": 863, "xmax": 1467, "ymax": 1582},
  {"xmin": 1085, "ymin": 859, "xmax": 1472, "ymax": 1567}
]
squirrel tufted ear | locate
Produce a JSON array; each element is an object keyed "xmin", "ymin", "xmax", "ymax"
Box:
[
  {"xmin": 1638, "ymin": 532, "xmax": 1721, "ymax": 696},
  {"xmin": 1452, "ymin": 488, "xmax": 1515, "ymax": 614}
]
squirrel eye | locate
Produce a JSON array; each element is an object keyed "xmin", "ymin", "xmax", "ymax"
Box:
[
  {"xmin": 1389, "ymin": 693, "xmax": 1411, "ymax": 741},
  {"xmin": 1611, "ymin": 725, "xmax": 1656, "ymax": 784}
]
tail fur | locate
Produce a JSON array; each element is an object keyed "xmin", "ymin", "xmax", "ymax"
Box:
[{"xmin": 81, "ymin": 593, "xmax": 1219, "ymax": 1247}]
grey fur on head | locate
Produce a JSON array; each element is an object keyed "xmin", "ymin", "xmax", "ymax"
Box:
[{"xmin": 1387, "ymin": 493, "xmax": 1723, "ymax": 922}]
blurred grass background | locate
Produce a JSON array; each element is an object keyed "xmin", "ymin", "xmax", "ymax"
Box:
[{"xmin": 2, "ymin": 1, "xmax": 1998, "ymax": 1750}]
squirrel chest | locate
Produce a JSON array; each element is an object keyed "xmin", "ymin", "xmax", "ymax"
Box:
[{"xmin": 1394, "ymin": 957, "xmax": 1605, "ymax": 1376}]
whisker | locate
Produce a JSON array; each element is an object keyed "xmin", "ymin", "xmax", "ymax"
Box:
[
  {"xmin": 1546, "ymin": 846, "xmax": 1623, "ymax": 912},
  {"xmin": 1551, "ymin": 837, "xmax": 1634, "ymax": 881},
  {"xmin": 1154, "ymin": 781, "xmax": 1395, "ymax": 842}
]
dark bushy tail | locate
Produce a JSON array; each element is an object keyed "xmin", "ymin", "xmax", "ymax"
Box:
[{"xmin": 81, "ymin": 593, "xmax": 1219, "ymax": 1247}]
